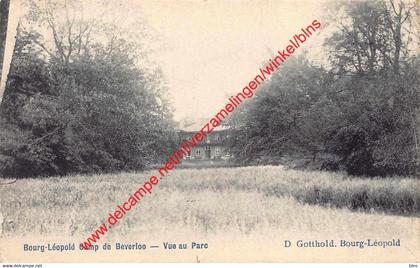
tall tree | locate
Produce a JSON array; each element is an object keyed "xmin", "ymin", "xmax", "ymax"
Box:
[
  {"xmin": 0, "ymin": 0, "xmax": 177, "ymax": 177},
  {"xmin": 227, "ymin": 0, "xmax": 419, "ymax": 177},
  {"xmin": 325, "ymin": 0, "xmax": 419, "ymax": 176},
  {"xmin": 0, "ymin": 0, "xmax": 10, "ymax": 85}
]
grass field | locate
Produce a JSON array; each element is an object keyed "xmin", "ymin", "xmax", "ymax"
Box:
[
  {"xmin": 0, "ymin": 165, "xmax": 418, "ymax": 240},
  {"xmin": 0, "ymin": 166, "xmax": 419, "ymax": 262}
]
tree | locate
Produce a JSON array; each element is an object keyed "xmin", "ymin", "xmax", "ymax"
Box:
[
  {"xmin": 226, "ymin": 57, "xmax": 330, "ymax": 166},
  {"xmin": 0, "ymin": 0, "xmax": 176, "ymax": 177},
  {"xmin": 0, "ymin": 0, "xmax": 10, "ymax": 84},
  {"xmin": 325, "ymin": 0, "xmax": 419, "ymax": 176},
  {"xmin": 226, "ymin": 0, "xmax": 419, "ymax": 177}
]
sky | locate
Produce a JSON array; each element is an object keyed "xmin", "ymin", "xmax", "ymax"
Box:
[
  {"xmin": 1, "ymin": 0, "xmax": 329, "ymax": 121},
  {"xmin": 138, "ymin": 0, "xmax": 328, "ymax": 120}
]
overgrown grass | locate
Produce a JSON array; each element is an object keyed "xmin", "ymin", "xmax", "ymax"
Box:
[
  {"xmin": 259, "ymin": 168, "xmax": 419, "ymax": 215},
  {"xmin": 0, "ymin": 166, "xmax": 418, "ymax": 239},
  {"xmin": 161, "ymin": 166, "xmax": 419, "ymax": 215}
]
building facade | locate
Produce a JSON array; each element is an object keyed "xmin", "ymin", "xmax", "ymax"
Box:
[{"xmin": 178, "ymin": 118, "xmax": 229, "ymax": 160}]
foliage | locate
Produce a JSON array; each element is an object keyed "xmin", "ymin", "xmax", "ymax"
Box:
[
  {"xmin": 226, "ymin": 0, "xmax": 419, "ymax": 177},
  {"xmin": 0, "ymin": 0, "xmax": 176, "ymax": 178}
]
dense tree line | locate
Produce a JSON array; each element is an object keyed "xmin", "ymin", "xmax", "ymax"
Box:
[
  {"xmin": 227, "ymin": 0, "xmax": 419, "ymax": 177},
  {"xmin": 0, "ymin": 0, "xmax": 176, "ymax": 178}
]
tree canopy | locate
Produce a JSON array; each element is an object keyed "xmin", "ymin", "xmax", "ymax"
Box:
[
  {"xmin": 0, "ymin": 0, "xmax": 177, "ymax": 178},
  {"xmin": 226, "ymin": 0, "xmax": 419, "ymax": 177}
]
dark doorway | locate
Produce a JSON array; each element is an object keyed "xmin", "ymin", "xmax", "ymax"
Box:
[{"xmin": 205, "ymin": 146, "xmax": 211, "ymax": 159}]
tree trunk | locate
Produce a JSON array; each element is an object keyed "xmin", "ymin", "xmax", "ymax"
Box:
[
  {"xmin": 416, "ymin": 105, "xmax": 420, "ymax": 176},
  {"xmin": 0, "ymin": 22, "xmax": 19, "ymax": 118},
  {"xmin": 0, "ymin": 0, "xmax": 10, "ymax": 85}
]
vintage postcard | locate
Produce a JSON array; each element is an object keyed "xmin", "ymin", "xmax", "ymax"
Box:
[{"xmin": 0, "ymin": 0, "xmax": 419, "ymax": 264}]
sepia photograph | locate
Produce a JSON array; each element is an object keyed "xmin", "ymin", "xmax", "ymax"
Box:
[{"xmin": 0, "ymin": 0, "xmax": 419, "ymax": 264}]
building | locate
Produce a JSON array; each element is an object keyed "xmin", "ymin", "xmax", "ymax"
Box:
[{"xmin": 178, "ymin": 118, "xmax": 230, "ymax": 160}]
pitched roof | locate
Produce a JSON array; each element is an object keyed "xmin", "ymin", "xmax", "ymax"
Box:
[{"xmin": 178, "ymin": 117, "xmax": 229, "ymax": 132}]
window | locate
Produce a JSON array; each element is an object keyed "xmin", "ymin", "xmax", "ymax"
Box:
[
  {"xmin": 215, "ymin": 148, "xmax": 220, "ymax": 156},
  {"xmin": 196, "ymin": 149, "xmax": 201, "ymax": 156},
  {"xmin": 216, "ymin": 135, "xmax": 221, "ymax": 141}
]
